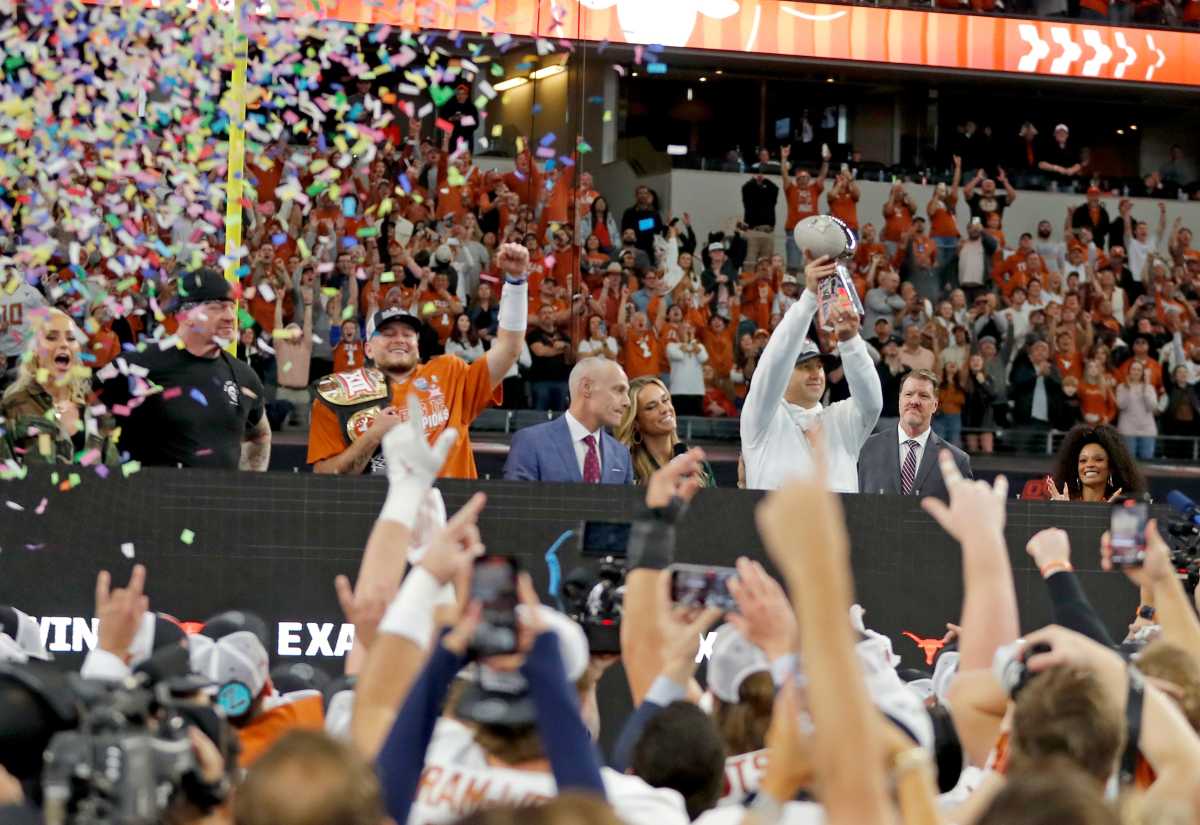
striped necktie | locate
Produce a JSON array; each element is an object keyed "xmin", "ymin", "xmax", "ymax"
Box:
[{"xmin": 901, "ymin": 440, "xmax": 920, "ymax": 495}]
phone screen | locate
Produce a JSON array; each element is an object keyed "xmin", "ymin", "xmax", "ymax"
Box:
[
  {"xmin": 1110, "ymin": 501, "xmax": 1149, "ymax": 568},
  {"xmin": 669, "ymin": 563, "xmax": 738, "ymax": 611},
  {"xmin": 470, "ymin": 556, "xmax": 519, "ymax": 655}
]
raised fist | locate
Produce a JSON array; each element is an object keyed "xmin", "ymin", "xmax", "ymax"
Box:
[{"xmin": 495, "ymin": 243, "xmax": 531, "ymax": 281}]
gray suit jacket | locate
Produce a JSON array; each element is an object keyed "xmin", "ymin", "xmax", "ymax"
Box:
[{"xmin": 856, "ymin": 424, "xmax": 973, "ymax": 501}]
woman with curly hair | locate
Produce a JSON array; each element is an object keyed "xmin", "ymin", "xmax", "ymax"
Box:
[
  {"xmin": 1044, "ymin": 423, "xmax": 1147, "ymax": 502},
  {"xmin": 615, "ymin": 375, "xmax": 715, "ymax": 487},
  {"xmin": 1, "ymin": 308, "xmax": 118, "ymax": 466}
]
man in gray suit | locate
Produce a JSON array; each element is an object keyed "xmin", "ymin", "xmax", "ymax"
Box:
[{"xmin": 857, "ymin": 368, "xmax": 972, "ymax": 500}]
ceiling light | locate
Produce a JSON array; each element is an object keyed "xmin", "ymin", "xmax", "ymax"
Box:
[
  {"xmin": 699, "ymin": 76, "xmax": 707, "ymax": 82},
  {"xmin": 1130, "ymin": 124, "xmax": 1138, "ymax": 130},
  {"xmin": 530, "ymin": 64, "xmax": 566, "ymax": 80},
  {"xmin": 1117, "ymin": 129, "xmax": 1125, "ymax": 135},
  {"xmin": 494, "ymin": 77, "xmax": 528, "ymax": 92},
  {"xmin": 687, "ymin": 87, "xmax": 693, "ymax": 101},
  {"xmin": 826, "ymin": 76, "xmax": 835, "ymax": 83},
  {"xmin": 715, "ymin": 69, "xmax": 723, "ymax": 75},
  {"xmin": 631, "ymin": 71, "xmax": 639, "ymax": 77}
]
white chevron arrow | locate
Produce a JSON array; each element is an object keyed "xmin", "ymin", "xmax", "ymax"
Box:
[
  {"xmin": 1081, "ymin": 29, "xmax": 1112, "ymax": 77},
  {"xmin": 1018, "ymin": 24, "xmax": 1051, "ymax": 72},
  {"xmin": 1049, "ymin": 27, "xmax": 1082, "ymax": 74},
  {"xmin": 1146, "ymin": 34, "xmax": 1166, "ymax": 81},
  {"xmin": 1114, "ymin": 31, "xmax": 1137, "ymax": 78}
]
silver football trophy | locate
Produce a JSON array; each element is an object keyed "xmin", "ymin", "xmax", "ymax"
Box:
[{"xmin": 791, "ymin": 215, "xmax": 865, "ymax": 331}]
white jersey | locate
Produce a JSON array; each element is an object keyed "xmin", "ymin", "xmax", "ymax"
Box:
[
  {"xmin": 718, "ymin": 750, "xmax": 767, "ymax": 806},
  {"xmin": 740, "ymin": 291, "xmax": 883, "ymax": 492},
  {"xmin": 0, "ymin": 281, "xmax": 48, "ymax": 358},
  {"xmin": 407, "ymin": 762, "xmax": 690, "ymax": 825}
]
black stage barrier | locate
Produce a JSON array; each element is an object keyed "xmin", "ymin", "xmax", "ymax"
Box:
[{"xmin": 0, "ymin": 467, "xmax": 1168, "ymax": 753}]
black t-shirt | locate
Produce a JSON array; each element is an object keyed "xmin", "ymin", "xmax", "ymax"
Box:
[
  {"xmin": 966, "ymin": 190, "xmax": 1010, "ymax": 224},
  {"xmin": 101, "ymin": 348, "xmax": 266, "ymax": 469},
  {"xmin": 525, "ymin": 328, "xmax": 571, "ymax": 382}
]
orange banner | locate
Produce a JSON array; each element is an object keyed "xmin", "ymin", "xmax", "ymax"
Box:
[{"xmin": 91, "ymin": 0, "xmax": 1200, "ymax": 87}]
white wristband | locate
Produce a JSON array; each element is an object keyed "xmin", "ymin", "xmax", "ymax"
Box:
[
  {"xmin": 378, "ymin": 566, "xmax": 442, "ymax": 649},
  {"xmin": 378, "ymin": 480, "xmax": 428, "ymax": 528},
  {"xmin": 498, "ymin": 281, "xmax": 528, "ymax": 332}
]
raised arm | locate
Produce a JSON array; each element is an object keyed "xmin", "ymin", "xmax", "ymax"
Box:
[
  {"xmin": 484, "ymin": 243, "xmax": 531, "ymax": 389},
  {"xmin": 620, "ymin": 449, "xmax": 710, "ymax": 705},
  {"xmin": 755, "ymin": 450, "xmax": 892, "ymax": 825},
  {"xmin": 740, "ymin": 257, "xmax": 834, "ymax": 445},
  {"xmin": 833, "ymin": 305, "xmax": 883, "ymax": 438},
  {"xmin": 780, "ymin": 144, "xmax": 793, "ymax": 191}
]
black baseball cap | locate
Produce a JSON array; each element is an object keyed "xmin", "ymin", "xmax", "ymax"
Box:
[
  {"xmin": 372, "ymin": 308, "xmax": 423, "ymax": 336},
  {"xmin": 171, "ymin": 267, "xmax": 235, "ymax": 312}
]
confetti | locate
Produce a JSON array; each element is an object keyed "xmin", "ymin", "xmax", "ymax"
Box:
[
  {"xmin": 180, "ymin": 529, "xmax": 196, "ymax": 545},
  {"xmin": 121, "ymin": 542, "xmax": 135, "ymax": 559}
]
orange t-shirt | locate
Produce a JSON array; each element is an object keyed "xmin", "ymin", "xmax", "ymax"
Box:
[
  {"xmin": 699, "ymin": 321, "xmax": 736, "ymax": 379},
  {"xmin": 237, "ymin": 692, "xmax": 324, "ymax": 768},
  {"xmin": 854, "ymin": 241, "xmax": 888, "ymax": 276},
  {"xmin": 332, "ymin": 340, "xmax": 365, "ymax": 373},
  {"xmin": 828, "ymin": 190, "xmax": 859, "ymax": 230},
  {"xmin": 622, "ymin": 329, "xmax": 663, "ymax": 379},
  {"xmin": 1078, "ymin": 381, "xmax": 1116, "ymax": 424},
  {"xmin": 928, "ymin": 197, "xmax": 959, "ymax": 239},
  {"xmin": 785, "ymin": 182, "xmax": 823, "ymax": 230},
  {"xmin": 1053, "ymin": 353, "xmax": 1084, "ymax": 381},
  {"xmin": 542, "ymin": 170, "xmax": 575, "ymax": 227},
  {"xmin": 882, "ymin": 202, "xmax": 913, "ymax": 243},
  {"xmin": 743, "ymin": 286, "xmax": 775, "ymax": 331},
  {"xmin": 906, "ymin": 236, "xmax": 936, "ymax": 269},
  {"xmin": 306, "ymin": 356, "xmax": 501, "ymax": 479},
  {"xmin": 417, "ymin": 290, "xmax": 458, "ymax": 343}
]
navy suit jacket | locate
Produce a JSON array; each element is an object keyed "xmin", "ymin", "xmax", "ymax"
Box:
[{"xmin": 502, "ymin": 416, "xmax": 634, "ymax": 484}]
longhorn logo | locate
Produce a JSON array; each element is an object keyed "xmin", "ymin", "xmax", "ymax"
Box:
[{"xmin": 902, "ymin": 631, "xmax": 946, "ymax": 666}]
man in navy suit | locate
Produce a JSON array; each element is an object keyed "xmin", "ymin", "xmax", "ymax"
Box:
[
  {"xmin": 503, "ymin": 358, "xmax": 635, "ymax": 484},
  {"xmin": 857, "ymin": 368, "xmax": 973, "ymax": 501}
]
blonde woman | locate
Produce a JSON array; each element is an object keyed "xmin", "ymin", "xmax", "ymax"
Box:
[
  {"xmin": 615, "ymin": 375, "xmax": 715, "ymax": 487},
  {"xmin": 1, "ymin": 308, "xmax": 118, "ymax": 466}
]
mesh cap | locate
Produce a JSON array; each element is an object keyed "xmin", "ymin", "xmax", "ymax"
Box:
[
  {"xmin": 189, "ymin": 631, "xmax": 270, "ymax": 717},
  {"xmin": 707, "ymin": 623, "xmax": 770, "ymax": 704}
]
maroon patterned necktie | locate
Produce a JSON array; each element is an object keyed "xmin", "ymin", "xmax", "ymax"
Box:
[
  {"xmin": 901, "ymin": 440, "xmax": 919, "ymax": 495},
  {"xmin": 582, "ymin": 434, "xmax": 601, "ymax": 484}
]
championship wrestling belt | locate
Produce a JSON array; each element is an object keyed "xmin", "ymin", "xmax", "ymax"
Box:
[{"xmin": 315, "ymin": 368, "xmax": 390, "ymax": 444}]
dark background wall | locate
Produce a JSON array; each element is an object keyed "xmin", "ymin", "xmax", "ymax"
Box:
[{"xmin": 0, "ymin": 467, "xmax": 1167, "ymax": 753}]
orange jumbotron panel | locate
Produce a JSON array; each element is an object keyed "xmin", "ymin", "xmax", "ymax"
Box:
[{"xmin": 89, "ymin": 0, "xmax": 1200, "ymax": 87}]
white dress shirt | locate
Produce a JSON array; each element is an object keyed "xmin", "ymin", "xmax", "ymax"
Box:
[
  {"xmin": 897, "ymin": 424, "xmax": 933, "ymax": 482},
  {"xmin": 564, "ymin": 411, "xmax": 604, "ymax": 478}
]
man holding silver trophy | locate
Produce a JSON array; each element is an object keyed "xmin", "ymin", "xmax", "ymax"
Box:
[{"xmin": 740, "ymin": 215, "xmax": 883, "ymax": 492}]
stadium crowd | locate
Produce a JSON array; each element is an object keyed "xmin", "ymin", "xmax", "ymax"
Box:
[{"xmin": 2, "ymin": 115, "xmax": 1198, "ymax": 475}]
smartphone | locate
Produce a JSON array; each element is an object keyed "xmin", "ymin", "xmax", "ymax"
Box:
[
  {"xmin": 580, "ymin": 520, "xmax": 631, "ymax": 558},
  {"xmin": 470, "ymin": 556, "xmax": 520, "ymax": 655},
  {"xmin": 669, "ymin": 563, "xmax": 738, "ymax": 611},
  {"xmin": 1110, "ymin": 500, "xmax": 1149, "ymax": 568}
]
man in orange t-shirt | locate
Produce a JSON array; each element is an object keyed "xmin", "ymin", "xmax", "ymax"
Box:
[
  {"xmin": 827, "ymin": 169, "xmax": 861, "ymax": 233},
  {"xmin": 416, "ymin": 270, "xmax": 462, "ymax": 344},
  {"xmin": 307, "ymin": 244, "xmax": 533, "ymax": 478},
  {"xmin": 617, "ymin": 309, "xmax": 663, "ymax": 380},
  {"xmin": 332, "ymin": 320, "xmax": 366, "ymax": 373},
  {"xmin": 781, "ymin": 145, "xmax": 828, "ymax": 270}
]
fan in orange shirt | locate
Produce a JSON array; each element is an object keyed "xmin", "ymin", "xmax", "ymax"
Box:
[
  {"xmin": 502, "ymin": 149, "xmax": 544, "ymax": 209},
  {"xmin": 307, "ymin": 243, "xmax": 533, "ymax": 479},
  {"xmin": 616, "ymin": 303, "xmax": 664, "ymax": 380},
  {"xmin": 826, "ymin": 169, "xmax": 861, "ymax": 231},
  {"xmin": 1078, "ymin": 359, "xmax": 1117, "ymax": 425},
  {"xmin": 416, "ymin": 270, "xmax": 463, "ymax": 345},
  {"xmin": 332, "ymin": 319, "xmax": 366, "ymax": 373}
]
